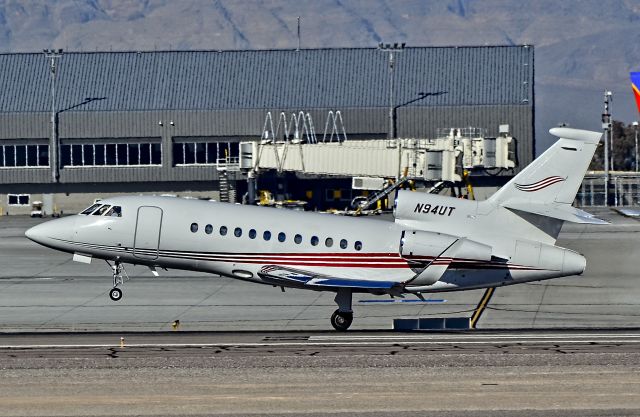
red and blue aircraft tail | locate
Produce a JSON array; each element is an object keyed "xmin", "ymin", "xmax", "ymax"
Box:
[{"xmin": 632, "ymin": 72, "xmax": 640, "ymax": 115}]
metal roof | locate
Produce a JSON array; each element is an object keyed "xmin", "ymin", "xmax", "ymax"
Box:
[{"xmin": 0, "ymin": 46, "xmax": 533, "ymax": 113}]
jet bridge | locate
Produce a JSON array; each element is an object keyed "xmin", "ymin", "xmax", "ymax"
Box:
[{"xmin": 241, "ymin": 125, "xmax": 516, "ymax": 183}]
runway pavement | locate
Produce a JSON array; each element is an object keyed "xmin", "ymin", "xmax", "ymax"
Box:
[
  {"xmin": 1, "ymin": 207, "xmax": 639, "ymax": 332},
  {"xmin": 2, "ymin": 211, "xmax": 640, "ymax": 417},
  {"xmin": 1, "ymin": 330, "xmax": 639, "ymax": 416}
]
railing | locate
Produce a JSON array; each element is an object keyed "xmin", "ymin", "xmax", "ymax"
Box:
[{"xmin": 577, "ymin": 174, "xmax": 640, "ymax": 207}]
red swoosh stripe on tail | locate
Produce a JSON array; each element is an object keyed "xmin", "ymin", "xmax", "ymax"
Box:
[{"xmin": 514, "ymin": 176, "xmax": 565, "ymax": 192}]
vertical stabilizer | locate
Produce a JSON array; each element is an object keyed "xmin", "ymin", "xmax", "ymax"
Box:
[
  {"xmin": 488, "ymin": 127, "xmax": 601, "ymax": 207},
  {"xmin": 632, "ymin": 72, "xmax": 640, "ymax": 115}
]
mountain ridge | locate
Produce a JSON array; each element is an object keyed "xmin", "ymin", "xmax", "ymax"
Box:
[{"xmin": 1, "ymin": 0, "xmax": 638, "ymax": 151}]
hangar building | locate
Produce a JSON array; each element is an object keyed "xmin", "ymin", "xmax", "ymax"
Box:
[{"xmin": 0, "ymin": 45, "xmax": 534, "ymax": 214}]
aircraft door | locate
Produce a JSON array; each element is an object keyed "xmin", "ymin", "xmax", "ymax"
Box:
[{"xmin": 134, "ymin": 206, "xmax": 163, "ymax": 260}]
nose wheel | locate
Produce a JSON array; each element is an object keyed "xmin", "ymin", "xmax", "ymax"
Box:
[
  {"xmin": 109, "ymin": 287, "xmax": 123, "ymax": 301},
  {"xmin": 107, "ymin": 260, "xmax": 128, "ymax": 302}
]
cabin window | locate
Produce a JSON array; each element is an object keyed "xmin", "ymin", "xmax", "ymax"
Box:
[
  {"xmin": 204, "ymin": 224, "xmax": 213, "ymax": 234},
  {"xmin": 263, "ymin": 231, "xmax": 271, "ymax": 241},
  {"xmin": 340, "ymin": 239, "xmax": 348, "ymax": 249},
  {"xmin": 278, "ymin": 232, "xmax": 286, "ymax": 242},
  {"xmin": 325, "ymin": 237, "xmax": 333, "ymax": 248},
  {"xmin": 294, "ymin": 234, "xmax": 302, "ymax": 244},
  {"xmin": 220, "ymin": 226, "xmax": 228, "ymax": 236},
  {"xmin": 234, "ymin": 227, "xmax": 242, "ymax": 237},
  {"xmin": 249, "ymin": 229, "xmax": 257, "ymax": 239},
  {"xmin": 80, "ymin": 203, "xmax": 102, "ymax": 215},
  {"xmin": 105, "ymin": 206, "xmax": 122, "ymax": 217},
  {"xmin": 310, "ymin": 236, "xmax": 319, "ymax": 246},
  {"xmin": 354, "ymin": 241, "xmax": 363, "ymax": 251},
  {"xmin": 190, "ymin": 223, "xmax": 198, "ymax": 233},
  {"xmin": 93, "ymin": 205, "xmax": 111, "ymax": 216}
]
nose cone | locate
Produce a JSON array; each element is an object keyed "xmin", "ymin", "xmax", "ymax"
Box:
[
  {"xmin": 25, "ymin": 217, "xmax": 76, "ymax": 248},
  {"xmin": 562, "ymin": 249, "xmax": 587, "ymax": 276}
]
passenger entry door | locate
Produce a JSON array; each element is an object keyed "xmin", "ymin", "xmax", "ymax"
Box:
[{"xmin": 134, "ymin": 206, "xmax": 163, "ymax": 260}]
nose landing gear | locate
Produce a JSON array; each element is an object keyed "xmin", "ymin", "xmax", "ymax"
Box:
[
  {"xmin": 109, "ymin": 287, "xmax": 123, "ymax": 301},
  {"xmin": 107, "ymin": 260, "xmax": 128, "ymax": 301}
]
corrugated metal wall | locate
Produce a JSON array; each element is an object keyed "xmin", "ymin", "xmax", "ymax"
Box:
[
  {"xmin": 0, "ymin": 46, "xmax": 533, "ymax": 112},
  {"xmin": 0, "ymin": 106, "xmax": 531, "ymax": 184},
  {"xmin": 0, "ymin": 46, "xmax": 534, "ymax": 186}
]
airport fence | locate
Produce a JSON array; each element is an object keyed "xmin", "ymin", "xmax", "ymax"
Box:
[{"xmin": 577, "ymin": 174, "xmax": 640, "ymax": 207}]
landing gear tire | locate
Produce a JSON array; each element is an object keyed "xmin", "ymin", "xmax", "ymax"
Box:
[
  {"xmin": 331, "ymin": 309, "xmax": 353, "ymax": 331},
  {"xmin": 109, "ymin": 287, "xmax": 123, "ymax": 302}
]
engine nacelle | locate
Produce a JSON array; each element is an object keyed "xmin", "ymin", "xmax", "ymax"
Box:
[{"xmin": 400, "ymin": 230, "xmax": 493, "ymax": 262}]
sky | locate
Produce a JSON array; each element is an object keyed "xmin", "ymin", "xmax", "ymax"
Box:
[{"xmin": 0, "ymin": 0, "xmax": 639, "ymax": 151}]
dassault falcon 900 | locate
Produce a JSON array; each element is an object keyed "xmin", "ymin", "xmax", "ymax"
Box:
[{"xmin": 26, "ymin": 127, "xmax": 606, "ymax": 330}]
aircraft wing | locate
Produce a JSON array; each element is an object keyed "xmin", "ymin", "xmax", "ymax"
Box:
[{"xmin": 257, "ymin": 265, "xmax": 403, "ymax": 294}]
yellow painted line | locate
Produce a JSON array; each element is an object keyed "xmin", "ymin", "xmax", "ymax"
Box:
[{"xmin": 470, "ymin": 287, "xmax": 496, "ymax": 328}]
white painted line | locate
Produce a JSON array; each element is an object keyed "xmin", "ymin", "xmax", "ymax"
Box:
[
  {"xmin": 1, "ymin": 339, "xmax": 640, "ymax": 349},
  {"xmin": 310, "ymin": 333, "xmax": 640, "ymax": 341}
]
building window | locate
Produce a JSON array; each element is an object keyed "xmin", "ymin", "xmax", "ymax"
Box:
[
  {"xmin": 0, "ymin": 144, "xmax": 49, "ymax": 167},
  {"xmin": 60, "ymin": 140, "xmax": 161, "ymax": 167},
  {"xmin": 7, "ymin": 194, "xmax": 29, "ymax": 206},
  {"xmin": 172, "ymin": 138, "xmax": 240, "ymax": 166}
]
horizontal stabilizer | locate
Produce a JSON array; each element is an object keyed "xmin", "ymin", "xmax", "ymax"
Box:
[
  {"xmin": 258, "ymin": 265, "xmax": 403, "ymax": 293},
  {"xmin": 502, "ymin": 200, "xmax": 609, "ymax": 224}
]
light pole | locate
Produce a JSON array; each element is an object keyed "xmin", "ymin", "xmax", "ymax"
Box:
[
  {"xmin": 44, "ymin": 49, "xmax": 63, "ymax": 183},
  {"xmin": 378, "ymin": 42, "xmax": 405, "ymax": 139},
  {"xmin": 634, "ymin": 121, "xmax": 639, "ymax": 172},
  {"xmin": 602, "ymin": 90, "xmax": 612, "ymax": 205},
  {"xmin": 605, "ymin": 91, "xmax": 614, "ymax": 171}
]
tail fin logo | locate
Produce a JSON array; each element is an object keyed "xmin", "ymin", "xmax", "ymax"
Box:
[
  {"xmin": 515, "ymin": 176, "xmax": 566, "ymax": 192},
  {"xmin": 632, "ymin": 72, "xmax": 640, "ymax": 115}
]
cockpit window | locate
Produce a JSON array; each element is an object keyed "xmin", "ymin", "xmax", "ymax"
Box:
[
  {"xmin": 92, "ymin": 205, "xmax": 111, "ymax": 216},
  {"xmin": 80, "ymin": 203, "xmax": 102, "ymax": 215},
  {"xmin": 105, "ymin": 206, "xmax": 122, "ymax": 217}
]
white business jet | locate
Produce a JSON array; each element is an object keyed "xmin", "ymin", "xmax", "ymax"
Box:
[{"xmin": 26, "ymin": 127, "xmax": 605, "ymax": 330}]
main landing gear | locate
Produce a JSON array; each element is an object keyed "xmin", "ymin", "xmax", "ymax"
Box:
[
  {"xmin": 107, "ymin": 260, "xmax": 128, "ymax": 301},
  {"xmin": 331, "ymin": 289, "xmax": 353, "ymax": 331}
]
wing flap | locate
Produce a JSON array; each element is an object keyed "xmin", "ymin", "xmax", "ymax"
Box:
[
  {"xmin": 258, "ymin": 265, "xmax": 403, "ymax": 293},
  {"xmin": 307, "ymin": 277, "xmax": 400, "ymax": 289}
]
